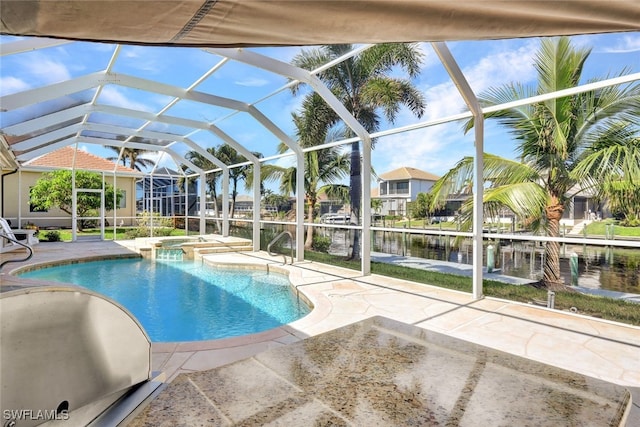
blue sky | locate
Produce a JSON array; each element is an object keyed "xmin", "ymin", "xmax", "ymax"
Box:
[{"xmin": 1, "ymin": 32, "xmax": 639, "ymax": 193}]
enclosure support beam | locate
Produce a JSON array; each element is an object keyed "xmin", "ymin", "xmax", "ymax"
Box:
[
  {"xmin": 222, "ymin": 169, "xmax": 229, "ymax": 237},
  {"xmin": 295, "ymin": 152, "xmax": 304, "ymax": 261},
  {"xmin": 253, "ymin": 162, "xmax": 261, "ymax": 250},
  {"xmin": 112, "ymin": 172, "xmax": 117, "ymax": 240},
  {"xmin": 432, "ymin": 42, "xmax": 485, "ymax": 300},
  {"xmin": 361, "ymin": 139, "xmax": 372, "ymax": 275},
  {"xmin": 17, "ymin": 170, "xmax": 22, "ymax": 229},
  {"xmin": 199, "ymin": 172, "xmax": 206, "ymax": 234},
  {"xmin": 150, "ymin": 174, "xmax": 154, "ymax": 237}
]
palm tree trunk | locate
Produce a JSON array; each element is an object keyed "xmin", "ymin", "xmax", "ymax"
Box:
[
  {"xmin": 305, "ymin": 200, "xmax": 314, "ymax": 249},
  {"xmin": 348, "ymin": 141, "xmax": 361, "ymax": 260},
  {"xmin": 211, "ymin": 188, "xmax": 221, "ymax": 233},
  {"xmin": 543, "ymin": 202, "xmax": 565, "ymax": 290},
  {"xmin": 230, "ymin": 180, "xmax": 238, "ymax": 219}
]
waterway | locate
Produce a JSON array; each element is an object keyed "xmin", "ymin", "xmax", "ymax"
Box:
[{"xmin": 320, "ymin": 228, "xmax": 640, "ymax": 295}]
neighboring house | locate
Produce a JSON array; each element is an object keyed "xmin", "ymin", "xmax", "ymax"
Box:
[
  {"xmin": 1, "ymin": 146, "xmax": 139, "ymax": 229},
  {"xmin": 317, "ymin": 191, "xmax": 347, "ymax": 217},
  {"xmin": 561, "ymin": 186, "xmax": 606, "ymax": 226},
  {"xmin": 233, "ymin": 194, "xmax": 254, "ymax": 217},
  {"xmin": 374, "ymin": 167, "xmax": 440, "ymax": 216},
  {"xmin": 136, "ymin": 167, "xmax": 197, "ymax": 216}
]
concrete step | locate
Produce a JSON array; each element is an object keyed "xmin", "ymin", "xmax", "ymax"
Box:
[{"xmin": 195, "ymin": 245, "xmax": 253, "ymax": 254}]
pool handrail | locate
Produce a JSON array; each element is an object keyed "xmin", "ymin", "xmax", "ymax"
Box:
[
  {"xmin": 0, "ymin": 231, "xmax": 33, "ymax": 269},
  {"xmin": 267, "ymin": 230, "xmax": 293, "ymax": 265}
]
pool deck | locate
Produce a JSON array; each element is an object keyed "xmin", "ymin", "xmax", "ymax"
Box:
[{"xmin": 1, "ymin": 239, "xmax": 639, "ymax": 425}]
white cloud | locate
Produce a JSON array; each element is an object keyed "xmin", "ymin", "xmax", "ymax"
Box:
[
  {"xmin": 371, "ymin": 40, "xmax": 539, "ymax": 176},
  {"xmin": 602, "ymin": 34, "xmax": 640, "ymax": 53},
  {"xmin": 98, "ymin": 86, "xmax": 154, "ymax": 111},
  {"xmin": 0, "ymin": 76, "xmax": 30, "ymax": 95},
  {"xmin": 123, "ymin": 47, "xmax": 141, "ymax": 59},
  {"xmin": 373, "ymin": 122, "xmax": 474, "ymax": 176},
  {"xmin": 464, "ymin": 40, "xmax": 538, "ymax": 93},
  {"xmin": 417, "ymin": 42, "xmax": 443, "ymax": 72},
  {"xmin": 21, "ymin": 55, "xmax": 72, "ymax": 85},
  {"xmin": 235, "ymin": 77, "xmax": 270, "ymax": 87}
]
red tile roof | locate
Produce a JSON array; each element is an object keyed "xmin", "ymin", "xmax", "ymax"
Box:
[{"xmin": 26, "ymin": 146, "xmax": 136, "ymax": 173}]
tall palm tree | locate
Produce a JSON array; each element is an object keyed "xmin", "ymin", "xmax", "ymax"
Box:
[
  {"xmin": 430, "ymin": 37, "xmax": 640, "ymax": 290},
  {"xmin": 185, "ymin": 147, "xmax": 221, "ymax": 218},
  {"xmin": 292, "ymin": 43, "xmax": 426, "ymax": 259},
  {"xmin": 107, "ymin": 146, "xmax": 156, "ymax": 171},
  {"xmin": 185, "ymin": 146, "xmax": 263, "ymax": 219},
  {"xmin": 263, "ymin": 110, "xmax": 350, "ymax": 249},
  {"xmin": 216, "ymin": 144, "xmax": 259, "ymax": 218}
]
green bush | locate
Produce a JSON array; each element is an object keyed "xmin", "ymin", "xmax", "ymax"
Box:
[
  {"xmin": 311, "ymin": 235, "xmax": 331, "ymax": 253},
  {"xmin": 124, "ymin": 226, "xmax": 175, "ymax": 239},
  {"xmin": 42, "ymin": 230, "xmax": 61, "ymax": 242},
  {"xmin": 621, "ymin": 217, "xmax": 640, "ymax": 227},
  {"xmin": 136, "ymin": 211, "xmax": 174, "ymax": 228}
]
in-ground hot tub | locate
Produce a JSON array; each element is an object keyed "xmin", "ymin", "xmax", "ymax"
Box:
[{"xmin": 139, "ymin": 235, "xmax": 252, "ymax": 260}]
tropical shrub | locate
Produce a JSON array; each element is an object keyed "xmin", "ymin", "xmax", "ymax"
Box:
[
  {"xmin": 311, "ymin": 235, "xmax": 331, "ymax": 253},
  {"xmin": 42, "ymin": 230, "xmax": 61, "ymax": 242}
]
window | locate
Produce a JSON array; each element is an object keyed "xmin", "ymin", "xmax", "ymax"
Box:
[
  {"xmin": 389, "ymin": 181, "xmax": 409, "ymax": 194},
  {"xmin": 119, "ymin": 191, "xmax": 126, "ymax": 208},
  {"xmin": 396, "ymin": 181, "xmax": 409, "ymax": 193}
]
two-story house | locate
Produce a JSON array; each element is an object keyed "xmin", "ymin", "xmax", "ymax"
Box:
[{"xmin": 374, "ymin": 167, "xmax": 440, "ymax": 217}]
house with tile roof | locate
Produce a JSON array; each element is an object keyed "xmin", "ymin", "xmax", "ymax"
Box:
[
  {"xmin": 372, "ymin": 166, "xmax": 603, "ymax": 224},
  {"xmin": 374, "ymin": 167, "xmax": 440, "ymax": 217},
  {"xmin": 1, "ymin": 146, "xmax": 141, "ymax": 229}
]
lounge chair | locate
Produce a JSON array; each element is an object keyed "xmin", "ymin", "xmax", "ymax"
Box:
[{"xmin": 0, "ymin": 218, "xmax": 38, "ymax": 253}]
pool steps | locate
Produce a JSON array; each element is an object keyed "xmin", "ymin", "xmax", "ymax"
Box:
[{"xmin": 135, "ymin": 236, "xmax": 253, "ymax": 261}]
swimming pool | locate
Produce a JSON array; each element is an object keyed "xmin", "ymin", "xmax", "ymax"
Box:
[{"xmin": 19, "ymin": 258, "xmax": 311, "ymax": 342}]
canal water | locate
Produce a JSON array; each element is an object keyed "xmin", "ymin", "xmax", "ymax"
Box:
[{"xmin": 321, "ymin": 229, "xmax": 640, "ymax": 295}]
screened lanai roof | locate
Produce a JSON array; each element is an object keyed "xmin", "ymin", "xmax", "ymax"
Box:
[
  {"xmin": 1, "ymin": 1, "xmax": 639, "ymax": 173},
  {"xmin": 2, "ymin": 1, "xmax": 639, "ymax": 297}
]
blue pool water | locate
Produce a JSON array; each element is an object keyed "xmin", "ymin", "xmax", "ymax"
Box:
[{"xmin": 19, "ymin": 258, "xmax": 311, "ymax": 342}]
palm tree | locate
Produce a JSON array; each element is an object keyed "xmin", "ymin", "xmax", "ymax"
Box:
[
  {"xmin": 573, "ymin": 123, "xmax": 640, "ymax": 225},
  {"xmin": 185, "ymin": 146, "xmax": 263, "ymax": 219},
  {"xmin": 291, "ymin": 43, "xmax": 426, "ymax": 259},
  {"xmin": 107, "ymin": 146, "xmax": 156, "ymax": 171},
  {"xmin": 185, "ymin": 147, "xmax": 221, "ymax": 218},
  {"xmin": 215, "ymin": 145, "xmax": 263, "ymax": 218},
  {"xmin": 430, "ymin": 37, "xmax": 640, "ymax": 290},
  {"xmin": 263, "ymin": 110, "xmax": 350, "ymax": 249}
]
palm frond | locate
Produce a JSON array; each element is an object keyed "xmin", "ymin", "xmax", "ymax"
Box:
[
  {"xmin": 319, "ymin": 184, "xmax": 350, "ymax": 203},
  {"xmin": 572, "ymin": 122, "xmax": 640, "ymax": 185},
  {"xmin": 429, "ymin": 153, "xmax": 539, "ymax": 209}
]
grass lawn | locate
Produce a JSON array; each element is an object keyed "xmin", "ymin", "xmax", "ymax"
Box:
[
  {"xmin": 584, "ymin": 220, "xmax": 640, "ymax": 237},
  {"xmin": 304, "ymin": 251, "xmax": 640, "ymax": 326},
  {"xmin": 39, "ymin": 227, "xmax": 186, "ymax": 242},
  {"xmin": 389, "ymin": 219, "xmax": 459, "ymax": 229}
]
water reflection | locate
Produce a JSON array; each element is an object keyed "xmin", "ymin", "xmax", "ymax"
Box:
[{"xmin": 319, "ymin": 228, "xmax": 640, "ymax": 294}]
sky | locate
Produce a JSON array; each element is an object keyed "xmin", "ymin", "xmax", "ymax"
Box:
[{"xmin": 1, "ymin": 32, "xmax": 639, "ymax": 194}]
